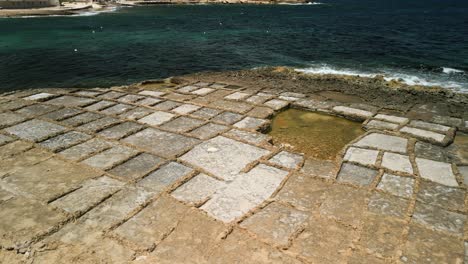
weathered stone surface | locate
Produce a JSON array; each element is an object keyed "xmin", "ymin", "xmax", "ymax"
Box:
[
  {"xmin": 432, "ymin": 115, "xmax": 463, "ymax": 127},
  {"xmin": 225, "ymin": 92, "xmax": 250, "ymax": 100},
  {"xmin": 152, "ymin": 100, "xmax": 181, "ymax": 111},
  {"xmin": 246, "ymin": 93, "xmax": 274, "ymax": 104},
  {"xmin": 59, "ymin": 138, "xmax": 113, "ymax": 161},
  {"xmin": 136, "ymin": 97, "xmax": 162, "ymax": 106},
  {"xmin": 84, "ymin": 100, "xmax": 115, "ymax": 111},
  {"xmin": 191, "ymin": 87, "xmax": 215, "ymax": 95},
  {"xmin": 460, "ymin": 166, "xmax": 468, "ymax": 185},
  {"xmin": 246, "ymin": 106, "xmax": 274, "ymax": 119},
  {"xmin": 381, "ymin": 152, "xmax": 413, "ymax": 174},
  {"xmin": 319, "ymin": 185, "xmax": 367, "ymax": 227},
  {"xmin": 108, "ymin": 153, "xmax": 164, "ymax": 182},
  {"xmin": 171, "ymin": 104, "xmax": 201, "ymax": 115},
  {"xmin": 201, "ymin": 164, "xmax": 288, "ymax": 222},
  {"xmin": 208, "ymin": 228, "xmax": 301, "ymax": 264},
  {"xmin": 2, "ymin": 158, "xmax": 100, "ymax": 202},
  {"xmin": 209, "ymin": 100, "xmax": 253, "ymax": 113},
  {"xmin": 123, "ymin": 128, "xmax": 200, "ymax": 158},
  {"xmin": 333, "ymin": 106, "xmax": 374, "ymax": 120},
  {"xmin": 0, "ymin": 112, "xmax": 27, "ymax": 128},
  {"xmin": 74, "ymin": 90, "xmax": 102, "ymax": 97},
  {"xmin": 171, "ymin": 173, "xmax": 225, "ymax": 205},
  {"xmin": 177, "ymin": 85, "xmax": 198, "ymax": 93},
  {"xmin": 98, "ymin": 122, "xmax": 144, "ymax": 139},
  {"xmin": 377, "ymin": 173, "xmax": 414, "ymax": 198},
  {"xmin": 347, "ymin": 250, "xmax": 387, "ymax": 264},
  {"xmin": 337, "ymin": 162, "xmax": 378, "ymax": 186},
  {"xmin": 368, "ymin": 192, "xmax": 409, "ymax": 218},
  {"xmin": 97, "ymin": 91, "xmax": 125, "ymax": 100},
  {"xmin": 41, "ymin": 108, "xmax": 82, "ymax": 121},
  {"xmin": 281, "ymin": 92, "xmax": 305, "ymax": 98},
  {"xmin": 117, "ymin": 94, "xmax": 145, "ymax": 103},
  {"xmin": 289, "ymin": 215, "xmax": 358, "ymax": 263},
  {"xmin": 365, "ymin": 120, "xmax": 399, "ymax": 130},
  {"xmin": 15, "ymin": 104, "xmax": 59, "ymax": 117},
  {"xmin": 0, "ymin": 140, "xmax": 33, "ymax": 158},
  {"xmin": 233, "ymin": 116, "xmax": 269, "ymax": 131},
  {"xmin": 0, "ymin": 148, "xmax": 52, "ymax": 178},
  {"xmin": 5, "ymin": 119, "xmax": 66, "ymax": 142},
  {"xmin": 119, "ymin": 107, "xmax": 152, "ymax": 120},
  {"xmin": 190, "ymin": 107, "xmax": 222, "ymax": 120},
  {"xmin": 416, "ymin": 180, "xmax": 465, "ymax": 211},
  {"xmin": 138, "ymin": 111, "xmax": 175, "ymax": 126},
  {"xmin": 211, "ymin": 111, "xmax": 244, "ymax": 124},
  {"xmin": 0, "ymin": 197, "xmax": 67, "ymax": 249},
  {"xmin": 160, "ymin": 116, "xmax": 205, "ymax": 133},
  {"xmin": 23, "ymin": 92, "xmax": 56, "ymax": 101},
  {"xmin": 39, "ymin": 131, "xmax": 92, "ymax": 152},
  {"xmin": 0, "ymin": 134, "xmax": 14, "ymax": 146},
  {"xmin": 100, "ymin": 103, "xmax": 135, "ymax": 115},
  {"xmin": 240, "ymin": 202, "xmax": 309, "ymax": 247},
  {"xmin": 409, "ymin": 120, "xmax": 451, "ymax": 133},
  {"xmin": 293, "ymin": 98, "xmax": 338, "ymax": 111},
  {"xmin": 264, "ymin": 99, "xmax": 289, "ymax": 110},
  {"xmin": 269, "ymin": 151, "xmax": 303, "ymax": 169},
  {"xmin": 374, "ymin": 113, "xmax": 408, "ymax": 124},
  {"xmin": 46, "ymin": 95, "xmax": 96, "ymax": 107},
  {"xmin": 0, "ymin": 100, "xmax": 32, "ymax": 111},
  {"xmin": 400, "ymin": 126, "xmax": 446, "ymax": 144},
  {"xmin": 112, "ymin": 195, "xmax": 189, "ymax": 250},
  {"xmin": 137, "ymin": 162, "xmax": 194, "ymax": 193},
  {"xmin": 188, "ymin": 122, "xmax": 229, "ymax": 140},
  {"xmin": 82, "ymin": 145, "xmax": 138, "ymax": 170},
  {"xmin": 415, "ymin": 141, "xmax": 448, "ymax": 162},
  {"xmin": 413, "ymin": 202, "xmax": 465, "ymax": 234},
  {"xmin": 77, "ymin": 116, "xmax": 120, "ymax": 133},
  {"xmin": 50, "ymin": 176, "xmax": 124, "ymax": 214},
  {"xmin": 300, "ymin": 158, "xmax": 337, "ymax": 179},
  {"xmin": 416, "ymin": 158, "xmax": 458, "ymax": 187},
  {"xmin": 138, "ymin": 90, "xmax": 166, "ymax": 98},
  {"xmin": 343, "ymin": 147, "xmax": 379, "ymax": 166},
  {"xmin": 354, "ymin": 133, "xmax": 408, "ymax": 153},
  {"xmin": 275, "ymin": 173, "xmax": 330, "ymax": 210},
  {"xmin": 401, "ymin": 224, "xmax": 464, "ymax": 263},
  {"xmin": 360, "ymin": 215, "xmax": 406, "ymax": 257},
  {"xmin": 180, "ymin": 136, "xmax": 269, "ymax": 181},
  {"xmin": 224, "ymin": 129, "xmax": 270, "ymax": 145},
  {"xmin": 61, "ymin": 112, "xmax": 104, "ymax": 126},
  {"xmin": 150, "ymin": 208, "xmax": 226, "ymax": 264}
]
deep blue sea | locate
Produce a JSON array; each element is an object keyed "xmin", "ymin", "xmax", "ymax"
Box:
[{"xmin": 0, "ymin": 0, "xmax": 467, "ymax": 92}]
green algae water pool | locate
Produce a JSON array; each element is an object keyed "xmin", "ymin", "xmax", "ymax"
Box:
[
  {"xmin": 268, "ymin": 109, "xmax": 364, "ymax": 160},
  {"xmin": 0, "ymin": 0, "xmax": 467, "ymax": 92}
]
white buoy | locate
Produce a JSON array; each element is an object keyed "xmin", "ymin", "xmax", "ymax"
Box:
[{"xmin": 74, "ymin": 49, "xmax": 78, "ymax": 52}]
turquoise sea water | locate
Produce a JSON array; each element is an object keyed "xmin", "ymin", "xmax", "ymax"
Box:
[{"xmin": 0, "ymin": 0, "xmax": 467, "ymax": 92}]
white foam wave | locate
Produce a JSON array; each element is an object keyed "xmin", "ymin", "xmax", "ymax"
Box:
[
  {"xmin": 296, "ymin": 65, "xmax": 467, "ymax": 92},
  {"xmin": 16, "ymin": 6, "xmax": 118, "ymax": 18},
  {"xmin": 442, "ymin": 67, "xmax": 464, "ymax": 74}
]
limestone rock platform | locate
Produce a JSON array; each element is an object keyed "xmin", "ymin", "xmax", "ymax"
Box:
[{"xmin": 0, "ymin": 80, "xmax": 467, "ymax": 263}]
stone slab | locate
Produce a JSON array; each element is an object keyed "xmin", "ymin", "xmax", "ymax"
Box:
[
  {"xmin": 0, "ymin": 140, "xmax": 33, "ymax": 159},
  {"xmin": 224, "ymin": 129, "xmax": 270, "ymax": 145},
  {"xmin": 50, "ymin": 176, "xmax": 124, "ymax": 214},
  {"xmin": 15, "ymin": 104, "xmax": 60, "ymax": 117},
  {"xmin": 191, "ymin": 87, "xmax": 215, "ymax": 95},
  {"xmin": 61, "ymin": 112, "xmax": 104, "ymax": 127},
  {"xmin": 416, "ymin": 180, "xmax": 465, "ymax": 211},
  {"xmin": 233, "ymin": 116, "xmax": 268, "ymax": 131},
  {"xmin": 100, "ymin": 104, "xmax": 135, "ymax": 115},
  {"xmin": 98, "ymin": 122, "xmax": 144, "ymax": 139},
  {"xmin": 171, "ymin": 174, "xmax": 225, "ymax": 206},
  {"xmin": 264, "ymin": 99, "xmax": 289, "ymax": 110},
  {"xmin": 300, "ymin": 158, "xmax": 337, "ymax": 179},
  {"xmin": 4, "ymin": 119, "xmax": 66, "ymax": 142},
  {"xmin": 360, "ymin": 215, "xmax": 406, "ymax": 257},
  {"xmin": 23, "ymin": 92, "xmax": 56, "ymax": 101},
  {"xmin": 377, "ymin": 173, "xmax": 414, "ymax": 198},
  {"xmin": 190, "ymin": 107, "xmax": 222, "ymax": 120},
  {"xmin": 374, "ymin": 114, "xmax": 408, "ymax": 124},
  {"xmin": 82, "ymin": 145, "xmax": 139, "ymax": 170},
  {"xmin": 416, "ymin": 158, "xmax": 458, "ymax": 187},
  {"xmin": 0, "ymin": 134, "xmax": 14, "ymax": 146},
  {"xmin": 171, "ymin": 104, "xmax": 201, "ymax": 115},
  {"xmin": 41, "ymin": 108, "xmax": 83, "ymax": 121},
  {"xmin": 211, "ymin": 111, "xmax": 244, "ymax": 125},
  {"xmin": 333, "ymin": 106, "xmax": 374, "ymax": 120},
  {"xmin": 337, "ymin": 162, "xmax": 378, "ymax": 186},
  {"xmin": 119, "ymin": 107, "xmax": 153, "ymax": 120},
  {"xmin": 224, "ymin": 92, "xmax": 250, "ymax": 100},
  {"xmin": 117, "ymin": 94, "xmax": 145, "ymax": 103},
  {"xmin": 413, "ymin": 202, "xmax": 465, "ymax": 234},
  {"xmin": 111, "ymin": 195, "xmax": 189, "ymax": 250},
  {"xmin": 0, "ymin": 112, "xmax": 27, "ymax": 128},
  {"xmin": 400, "ymin": 126, "xmax": 446, "ymax": 144},
  {"xmin": 354, "ymin": 133, "xmax": 408, "ymax": 153},
  {"xmin": 0, "ymin": 148, "xmax": 53, "ymax": 178},
  {"xmin": 45, "ymin": 95, "xmax": 96, "ymax": 107},
  {"xmin": 209, "ymin": 100, "xmax": 253, "ymax": 113},
  {"xmin": 123, "ymin": 128, "xmax": 200, "ymax": 158},
  {"xmin": 188, "ymin": 122, "xmax": 229, "ymax": 140},
  {"xmin": 159, "ymin": 116, "xmax": 205, "ymax": 133},
  {"xmin": 319, "ymin": 185, "xmax": 367, "ymax": 227},
  {"xmin": 138, "ymin": 90, "xmax": 166, "ymax": 98},
  {"xmin": 343, "ymin": 147, "xmax": 379, "ymax": 166},
  {"xmin": 137, "ymin": 162, "xmax": 194, "ymax": 193},
  {"xmin": 39, "ymin": 131, "xmax": 91, "ymax": 152},
  {"xmin": 240, "ymin": 202, "xmax": 309, "ymax": 247},
  {"xmin": 152, "ymin": 101, "xmax": 181, "ymax": 111},
  {"xmin": 85, "ymin": 100, "xmax": 115, "ymax": 111},
  {"xmin": 246, "ymin": 106, "xmax": 274, "ymax": 119},
  {"xmin": 409, "ymin": 120, "xmax": 451, "ymax": 133},
  {"xmin": 381, "ymin": 152, "xmax": 413, "ymax": 174},
  {"xmin": 138, "ymin": 111, "xmax": 175, "ymax": 126},
  {"xmin": 108, "ymin": 153, "xmax": 165, "ymax": 182},
  {"xmin": 365, "ymin": 120, "xmax": 399, "ymax": 130},
  {"xmin": 59, "ymin": 138, "xmax": 114, "ymax": 161},
  {"xmin": 269, "ymin": 151, "xmax": 303, "ymax": 169},
  {"xmin": 76, "ymin": 117, "xmax": 120, "ymax": 133},
  {"xmin": 368, "ymin": 192, "xmax": 409, "ymax": 218},
  {"xmin": 180, "ymin": 136, "xmax": 269, "ymax": 181}
]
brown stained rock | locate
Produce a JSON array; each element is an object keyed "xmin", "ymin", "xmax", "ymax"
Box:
[
  {"xmin": 368, "ymin": 192, "xmax": 410, "ymax": 219},
  {"xmin": 209, "ymin": 100, "xmax": 253, "ymax": 114},
  {"xmin": 288, "ymin": 215, "xmax": 358, "ymax": 263},
  {"xmin": 2, "ymin": 158, "xmax": 100, "ymax": 203},
  {"xmin": 347, "ymin": 250, "xmax": 387, "ymax": 264},
  {"xmin": 112, "ymin": 195, "xmax": 189, "ymax": 250},
  {"xmin": 247, "ymin": 106, "xmax": 275, "ymax": 119},
  {"xmin": 319, "ymin": 184, "xmax": 368, "ymax": 227},
  {"xmin": 359, "ymin": 214, "xmax": 406, "ymax": 257},
  {"xmin": 0, "ymin": 197, "xmax": 67, "ymax": 249},
  {"xmin": 400, "ymin": 224, "xmax": 464, "ymax": 263},
  {"xmin": 300, "ymin": 158, "xmax": 338, "ymax": 179},
  {"xmin": 275, "ymin": 173, "xmax": 331, "ymax": 210},
  {"xmin": 240, "ymin": 202, "xmax": 309, "ymax": 247},
  {"xmin": 207, "ymin": 228, "xmax": 302, "ymax": 264},
  {"xmin": 0, "ymin": 140, "xmax": 33, "ymax": 159},
  {"xmin": 0, "ymin": 148, "xmax": 52, "ymax": 178},
  {"xmin": 0, "ymin": 112, "xmax": 27, "ymax": 129},
  {"xmin": 151, "ymin": 209, "xmax": 227, "ymax": 264}
]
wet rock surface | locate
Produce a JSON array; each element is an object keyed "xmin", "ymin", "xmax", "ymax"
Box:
[{"xmin": 0, "ymin": 77, "xmax": 467, "ymax": 263}]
